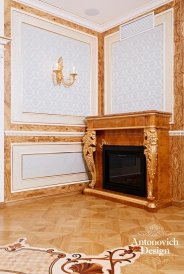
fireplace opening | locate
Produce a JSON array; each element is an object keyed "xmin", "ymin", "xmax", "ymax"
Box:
[{"xmin": 103, "ymin": 145, "xmax": 147, "ymax": 197}]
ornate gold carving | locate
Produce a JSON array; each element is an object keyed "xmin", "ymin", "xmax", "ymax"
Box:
[
  {"xmin": 144, "ymin": 128, "xmax": 158, "ymax": 209},
  {"xmin": 82, "ymin": 130, "xmax": 96, "ymax": 188},
  {"xmin": 99, "ymin": 139, "xmax": 108, "ymax": 150}
]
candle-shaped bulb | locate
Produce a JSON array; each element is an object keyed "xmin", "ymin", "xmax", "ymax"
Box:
[{"xmin": 72, "ymin": 66, "xmax": 76, "ymax": 73}]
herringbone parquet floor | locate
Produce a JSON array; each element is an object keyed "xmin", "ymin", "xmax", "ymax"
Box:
[{"xmin": 0, "ymin": 193, "xmax": 183, "ymax": 273}]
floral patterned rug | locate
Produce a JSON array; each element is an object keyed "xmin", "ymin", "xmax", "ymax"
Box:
[{"xmin": 0, "ymin": 238, "xmax": 141, "ymax": 273}]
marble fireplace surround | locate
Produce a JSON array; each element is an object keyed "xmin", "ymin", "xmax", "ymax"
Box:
[{"xmin": 82, "ymin": 111, "xmax": 172, "ymax": 211}]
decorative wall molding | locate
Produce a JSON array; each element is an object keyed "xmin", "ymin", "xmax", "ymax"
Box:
[
  {"xmin": 11, "ymin": 9, "xmax": 98, "ymax": 126},
  {"xmin": 14, "ymin": 0, "xmax": 102, "ymax": 32},
  {"xmin": 11, "ymin": 142, "xmax": 89, "ymax": 192},
  {"xmin": 169, "ymin": 131, "xmax": 184, "ymax": 136},
  {"xmin": 0, "ymin": 37, "xmax": 11, "ymax": 61},
  {"xmin": 104, "ymin": 9, "xmax": 174, "ymax": 121},
  {"xmin": 15, "ymin": 0, "xmax": 173, "ymax": 32},
  {"xmin": 0, "ymin": 36, "xmax": 11, "ymax": 45},
  {"xmin": 5, "ymin": 130, "xmax": 84, "ymax": 137}
]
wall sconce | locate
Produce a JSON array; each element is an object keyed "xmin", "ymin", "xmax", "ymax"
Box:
[{"xmin": 53, "ymin": 57, "xmax": 77, "ymax": 87}]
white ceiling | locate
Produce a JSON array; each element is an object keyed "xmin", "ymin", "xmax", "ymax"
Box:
[{"xmin": 19, "ymin": 0, "xmax": 172, "ymax": 31}]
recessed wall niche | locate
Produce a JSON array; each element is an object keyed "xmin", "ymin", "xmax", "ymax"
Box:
[{"xmin": 11, "ymin": 10, "xmax": 98, "ymax": 125}]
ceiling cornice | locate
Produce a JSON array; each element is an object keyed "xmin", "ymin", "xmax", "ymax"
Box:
[
  {"xmin": 14, "ymin": 0, "xmax": 102, "ymax": 32},
  {"xmin": 14, "ymin": 0, "xmax": 173, "ymax": 33},
  {"xmin": 99, "ymin": 0, "xmax": 173, "ymax": 32}
]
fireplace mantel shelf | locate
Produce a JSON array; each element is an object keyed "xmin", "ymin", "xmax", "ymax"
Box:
[
  {"xmin": 86, "ymin": 110, "xmax": 171, "ymax": 131},
  {"xmin": 82, "ymin": 111, "xmax": 171, "ymax": 211}
]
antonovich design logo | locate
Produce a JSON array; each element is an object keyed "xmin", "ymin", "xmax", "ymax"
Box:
[{"xmin": 132, "ymin": 238, "xmax": 179, "ymax": 256}]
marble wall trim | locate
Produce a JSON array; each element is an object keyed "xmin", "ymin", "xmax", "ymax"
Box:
[
  {"xmin": 170, "ymin": 135, "xmax": 184, "ymax": 202},
  {"xmin": 169, "ymin": 130, "xmax": 184, "ymax": 136},
  {"xmin": 171, "ymin": 0, "xmax": 184, "ymax": 130},
  {"xmin": 5, "ymin": 130, "xmax": 84, "ymax": 137},
  {"xmin": 98, "ymin": 33, "xmax": 104, "ymax": 115}
]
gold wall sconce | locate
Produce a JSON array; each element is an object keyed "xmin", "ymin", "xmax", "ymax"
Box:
[{"xmin": 53, "ymin": 57, "xmax": 77, "ymax": 87}]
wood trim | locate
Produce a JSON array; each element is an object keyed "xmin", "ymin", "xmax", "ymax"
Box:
[
  {"xmin": 3, "ymin": 187, "xmax": 86, "ymax": 204},
  {"xmin": 172, "ymin": 200, "xmax": 184, "ymax": 207},
  {"xmin": 86, "ymin": 111, "xmax": 171, "ymax": 131},
  {"xmin": 5, "ymin": 180, "xmax": 86, "ymax": 203}
]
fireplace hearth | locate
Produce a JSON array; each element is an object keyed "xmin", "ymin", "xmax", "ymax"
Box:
[{"xmin": 103, "ymin": 145, "xmax": 146, "ymax": 197}]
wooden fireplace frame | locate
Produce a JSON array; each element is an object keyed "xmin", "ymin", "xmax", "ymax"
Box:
[{"xmin": 82, "ymin": 111, "xmax": 172, "ymax": 211}]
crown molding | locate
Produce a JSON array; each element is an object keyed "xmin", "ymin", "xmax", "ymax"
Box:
[
  {"xmin": 100, "ymin": 0, "xmax": 173, "ymax": 32},
  {"xmin": 14, "ymin": 0, "xmax": 102, "ymax": 32},
  {"xmin": 14, "ymin": 0, "xmax": 173, "ymax": 33}
]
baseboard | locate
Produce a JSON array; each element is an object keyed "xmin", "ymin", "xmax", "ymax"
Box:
[
  {"xmin": 4, "ymin": 190, "xmax": 84, "ymax": 207},
  {"xmin": 172, "ymin": 200, "xmax": 184, "ymax": 207},
  {"xmin": 0, "ymin": 202, "xmax": 6, "ymax": 209}
]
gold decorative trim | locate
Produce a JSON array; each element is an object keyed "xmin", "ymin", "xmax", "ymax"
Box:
[
  {"xmin": 144, "ymin": 128, "xmax": 158, "ymax": 209},
  {"xmin": 82, "ymin": 130, "xmax": 96, "ymax": 188},
  {"xmin": 99, "ymin": 139, "xmax": 108, "ymax": 150}
]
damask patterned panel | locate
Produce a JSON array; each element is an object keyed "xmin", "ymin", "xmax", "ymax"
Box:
[
  {"xmin": 111, "ymin": 25, "xmax": 163, "ymax": 113},
  {"xmin": 21, "ymin": 23, "xmax": 90, "ymax": 116},
  {"xmin": 11, "ymin": 10, "xmax": 98, "ymax": 125}
]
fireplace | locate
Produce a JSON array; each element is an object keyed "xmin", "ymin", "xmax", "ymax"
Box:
[
  {"xmin": 103, "ymin": 145, "xmax": 146, "ymax": 197},
  {"xmin": 83, "ymin": 111, "xmax": 171, "ymax": 210}
]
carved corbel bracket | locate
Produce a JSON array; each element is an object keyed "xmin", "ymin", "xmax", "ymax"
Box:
[
  {"xmin": 144, "ymin": 128, "xmax": 158, "ymax": 209},
  {"xmin": 82, "ymin": 130, "xmax": 96, "ymax": 188}
]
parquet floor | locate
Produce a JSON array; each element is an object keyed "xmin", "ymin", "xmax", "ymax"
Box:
[{"xmin": 0, "ymin": 193, "xmax": 183, "ymax": 273}]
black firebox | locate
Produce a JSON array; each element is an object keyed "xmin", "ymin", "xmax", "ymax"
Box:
[{"xmin": 103, "ymin": 145, "xmax": 146, "ymax": 197}]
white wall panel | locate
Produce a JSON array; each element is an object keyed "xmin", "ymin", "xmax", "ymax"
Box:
[
  {"xmin": 112, "ymin": 24, "xmax": 163, "ymax": 113},
  {"xmin": 21, "ymin": 23, "xmax": 90, "ymax": 116},
  {"xmin": 11, "ymin": 142, "xmax": 89, "ymax": 192},
  {"xmin": 105, "ymin": 9, "xmax": 173, "ymax": 121},
  {"xmin": 22, "ymin": 152, "xmax": 86, "ymax": 179},
  {"xmin": 11, "ymin": 9, "xmax": 98, "ymax": 125}
]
